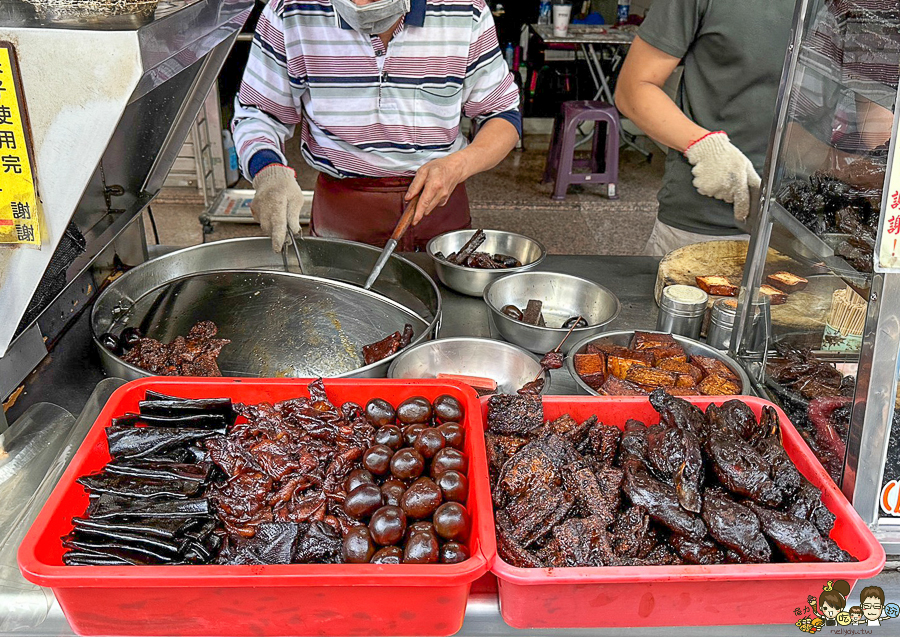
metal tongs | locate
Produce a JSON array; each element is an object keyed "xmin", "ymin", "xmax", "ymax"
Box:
[
  {"xmin": 281, "ymin": 232, "xmax": 307, "ymax": 275},
  {"xmin": 363, "ymin": 194, "xmax": 420, "ymax": 290}
]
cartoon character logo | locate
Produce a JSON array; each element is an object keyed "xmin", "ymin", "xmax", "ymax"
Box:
[
  {"xmin": 807, "ymin": 580, "xmax": 852, "ymax": 628},
  {"xmin": 857, "ymin": 585, "xmax": 899, "ymax": 627},
  {"xmin": 795, "ymin": 616, "xmax": 824, "ymax": 633},
  {"xmin": 796, "ymin": 582, "xmax": 900, "ymax": 631}
]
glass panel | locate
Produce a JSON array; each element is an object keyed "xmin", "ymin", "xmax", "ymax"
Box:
[{"xmin": 738, "ymin": 0, "xmax": 900, "ymax": 486}]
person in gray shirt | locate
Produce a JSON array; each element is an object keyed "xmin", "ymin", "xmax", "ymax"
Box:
[{"xmin": 615, "ymin": 0, "xmax": 795, "ymax": 256}]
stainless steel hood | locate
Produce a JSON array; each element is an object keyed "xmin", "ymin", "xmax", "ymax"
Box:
[{"xmin": 0, "ymin": 0, "xmax": 252, "ymax": 392}]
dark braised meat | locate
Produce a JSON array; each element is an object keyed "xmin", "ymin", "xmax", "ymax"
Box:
[
  {"xmin": 748, "ymin": 503, "xmax": 853, "ymax": 563},
  {"xmin": 586, "ymin": 420, "xmax": 621, "ymax": 468},
  {"xmin": 610, "ymin": 505, "xmax": 650, "ymax": 558},
  {"xmin": 766, "ymin": 344, "xmax": 853, "ymax": 482},
  {"xmin": 600, "ymin": 377, "xmax": 648, "ymax": 396},
  {"xmin": 545, "ymin": 413, "xmax": 590, "ymax": 441},
  {"xmin": 486, "ymin": 394, "xmax": 543, "ymax": 435},
  {"xmin": 77, "ymin": 472, "xmax": 205, "ymax": 500},
  {"xmin": 218, "ymin": 521, "xmax": 343, "ymax": 565},
  {"xmin": 835, "ymin": 208, "xmax": 877, "ymax": 272},
  {"xmin": 465, "ymin": 251, "xmax": 502, "ymax": 269},
  {"xmin": 807, "ymin": 395, "xmax": 851, "ymax": 482},
  {"xmin": 219, "ymin": 522, "xmax": 302, "ymax": 565},
  {"xmin": 669, "ymin": 534, "xmax": 725, "ymax": 565},
  {"xmin": 618, "ymin": 418, "xmax": 649, "ymax": 466},
  {"xmin": 650, "ymin": 390, "xmax": 709, "ymax": 442},
  {"xmin": 487, "ymin": 390, "xmax": 854, "ymax": 568},
  {"xmin": 207, "ymin": 382, "xmax": 472, "ymax": 565},
  {"xmin": 64, "ymin": 391, "xmax": 227, "ymax": 566},
  {"xmin": 517, "ymin": 378, "xmax": 545, "ymax": 395},
  {"xmin": 645, "ymin": 420, "xmax": 703, "ymax": 513},
  {"xmin": 777, "ymin": 171, "xmax": 881, "ymax": 272},
  {"xmin": 706, "ymin": 399, "xmax": 762, "ymax": 442},
  {"xmin": 122, "ymin": 321, "xmax": 229, "ymax": 377},
  {"xmin": 540, "ymin": 351, "xmax": 564, "ymax": 370},
  {"xmin": 447, "ymin": 229, "xmax": 486, "ymax": 265},
  {"xmin": 439, "ymin": 229, "xmax": 523, "ymax": 269},
  {"xmin": 361, "ymin": 323, "xmax": 414, "ymax": 366},
  {"xmin": 768, "ymin": 344, "xmax": 844, "ymax": 401},
  {"xmin": 623, "ymin": 465, "xmax": 707, "ymax": 541},
  {"xmin": 206, "ymin": 379, "xmax": 375, "ymax": 540},
  {"xmin": 787, "ymin": 481, "xmax": 837, "ymax": 537},
  {"xmin": 705, "ymin": 427, "xmax": 783, "ymax": 507},
  {"xmin": 496, "ymin": 510, "xmax": 544, "ymax": 567},
  {"xmin": 700, "ymin": 489, "xmax": 771, "ymax": 563},
  {"xmin": 522, "ymin": 299, "xmax": 545, "ymax": 326},
  {"xmin": 753, "ymin": 407, "xmax": 804, "ymax": 502},
  {"xmin": 563, "ymin": 462, "xmax": 620, "ymax": 524},
  {"xmin": 544, "ymin": 516, "xmax": 616, "ymax": 567}
]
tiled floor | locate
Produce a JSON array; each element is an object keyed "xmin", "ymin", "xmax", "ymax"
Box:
[{"xmin": 148, "ymin": 134, "xmax": 665, "ymax": 255}]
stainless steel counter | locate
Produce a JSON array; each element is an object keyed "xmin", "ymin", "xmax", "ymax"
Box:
[
  {"xmin": 6, "ymin": 254, "xmax": 660, "ymax": 421},
  {"xmin": 4, "ymin": 253, "xmax": 898, "ymax": 637}
]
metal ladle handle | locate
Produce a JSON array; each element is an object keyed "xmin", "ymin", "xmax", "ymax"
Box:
[
  {"xmin": 288, "ymin": 232, "xmax": 304, "ymax": 275},
  {"xmin": 282, "ymin": 232, "xmax": 305, "ymax": 275},
  {"xmin": 363, "ymin": 194, "xmax": 421, "ymax": 290}
]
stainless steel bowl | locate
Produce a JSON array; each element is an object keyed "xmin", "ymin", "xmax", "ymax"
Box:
[
  {"xmin": 92, "ymin": 237, "xmax": 441, "ymax": 380},
  {"xmin": 565, "ymin": 329, "xmax": 752, "ymax": 396},
  {"xmin": 483, "ymin": 272, "xmax": 620, "ymax": 354},
  {"xmin": 426, "ymin": 229, "xmax": 547, "ymax": 297},
  {"xmin": 388, "ymin": 337, "xmax": 549, "ymax": 394}
]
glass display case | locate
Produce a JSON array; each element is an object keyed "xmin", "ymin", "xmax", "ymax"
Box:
[{"xmin": 733, "ymin": 0, "xmax": 900, "ymax": 551}]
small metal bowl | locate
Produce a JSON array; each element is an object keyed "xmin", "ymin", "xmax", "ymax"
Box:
[
  {"xmin": 427, "ymin": 229, "xmax": 547, "ymax": 297},
  {"xmin": 483, "ymin": 272, "xmax": 620, "ymax": 354},
  {"xmin": 387, "ymin": 337, "xmax": 549, "ymax": 394},
  {"xmin": 566, "ymin": 329, "xmax": 751, "ymax": 396}
]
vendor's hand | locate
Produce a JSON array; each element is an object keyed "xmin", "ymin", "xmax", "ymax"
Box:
[
  {"xmin": 685, "ymin": 132, "xmax": 761, "ymax": 222},
  {"xmin": 250, "ymin": 164, "xmax": 304, "ymax": 252},
  {"xmin": 405, "ymin": 153, "xmax": 468, "ymax": 225}
]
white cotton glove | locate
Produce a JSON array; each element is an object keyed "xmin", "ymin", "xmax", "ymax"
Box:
[
  {"xmin": 685, "ymin": 132, "xmax": 761, "ymax": 222},
  {"xmin": 250, "ymin": 164, "xmax": 304, "ymax": 252}
]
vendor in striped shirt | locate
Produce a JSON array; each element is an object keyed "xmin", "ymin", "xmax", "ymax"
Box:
[{"xmin": 233, "ymin": 0, "xmax": 521, "ymax": 251}]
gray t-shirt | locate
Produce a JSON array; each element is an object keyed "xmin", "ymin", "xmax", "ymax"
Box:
[{"xmin": 638, "ymin": 0, "xmax": 795, "ymax": 235}]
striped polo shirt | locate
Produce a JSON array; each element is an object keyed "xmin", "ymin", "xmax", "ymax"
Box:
[{"xmin": 233, "ymin": 0, "xmax": 521, "ymax": 180}]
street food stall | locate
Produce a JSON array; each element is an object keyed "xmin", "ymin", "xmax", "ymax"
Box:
[
  {"xmin": 730, "ymin": 0, "xmax": 900, "ymax": 555},
  {"xmin": 1, "ymin": 0, "xmax": 900, "ymax": 635}
]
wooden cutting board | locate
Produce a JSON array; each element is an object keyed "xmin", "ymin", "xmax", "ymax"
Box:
[{"xmin": 655, "ymin": 240, "xmax": 836, "ymax": 334}]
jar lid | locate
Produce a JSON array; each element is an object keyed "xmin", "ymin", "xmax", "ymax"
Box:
[
  {"xmin": 661, "ymin": 285, "xmax": 708, "ymax": 314},
  {"xmin": 710, "ymin": 298, "xmax": 738, "ymax": 327},
  {"xmin": 712, "ymin": 297, "xmax": 739, "ymax": 317}
]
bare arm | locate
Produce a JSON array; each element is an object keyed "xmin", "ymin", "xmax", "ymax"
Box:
[
  {"xmin": 406, "ymin": 117, "xmax": 519, "ymax": 224},
  {"xmin": 614, "ymin": 36, "xmax": 708, "ymax": 153}
]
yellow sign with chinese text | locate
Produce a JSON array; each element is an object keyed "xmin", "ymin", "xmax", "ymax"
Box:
[{"xmin": 0, "ymin": 43, "xmax": 40, "ymax": 247}]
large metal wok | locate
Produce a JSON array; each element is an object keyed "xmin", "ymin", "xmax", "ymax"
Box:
[{"xmin": 91, "ymin": 237, "xmax": 442, "ymax": 379}]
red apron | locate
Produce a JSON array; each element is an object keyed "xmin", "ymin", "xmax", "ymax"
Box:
[{"xmin": 309, "ymin": 174, "xmax": 471, "ymax": 252}]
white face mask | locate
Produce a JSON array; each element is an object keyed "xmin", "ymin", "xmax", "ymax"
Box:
[{"xmin": 332, "ymin": 0, "xmax": 410, "ymax": 35}]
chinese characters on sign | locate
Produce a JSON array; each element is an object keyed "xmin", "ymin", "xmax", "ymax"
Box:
[
  {"xmin": 0, "ymin": 43, "xmax": 40, "ymax": 247},
  {"xmin": 877, "ymin": 82, "xmax": 900, "ymax": 270}
]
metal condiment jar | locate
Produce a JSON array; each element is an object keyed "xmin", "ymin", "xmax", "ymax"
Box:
[
  {"xmin": 707, "ymin": 298, "xmax": 739, "ymax": 350},
  {"xmin": 656, "ymin": 285, "xmax": 708, "ymax": 340}
]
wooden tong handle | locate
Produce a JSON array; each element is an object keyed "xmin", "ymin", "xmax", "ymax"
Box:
[{"xmin": 391, "ymin": 194, "xmax": 421, "ymax": 243}]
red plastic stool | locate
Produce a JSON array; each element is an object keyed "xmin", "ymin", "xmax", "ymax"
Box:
[{"xmin": 543, "ymin": 100, "xmax": 620, "ymax": 200}]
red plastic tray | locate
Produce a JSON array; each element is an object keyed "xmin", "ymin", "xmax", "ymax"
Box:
[
  {"xmin": 485, "ymin": 396, "xmax": 885, "ymax": 629},
  {"xmin": 18, "ymin": 378, "xmax": 494, "ymax": 637}
]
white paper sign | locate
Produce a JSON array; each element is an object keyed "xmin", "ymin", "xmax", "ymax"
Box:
[{"xmin": 875, "ymin": 84, "xmax": 900, "ymax": 272}]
